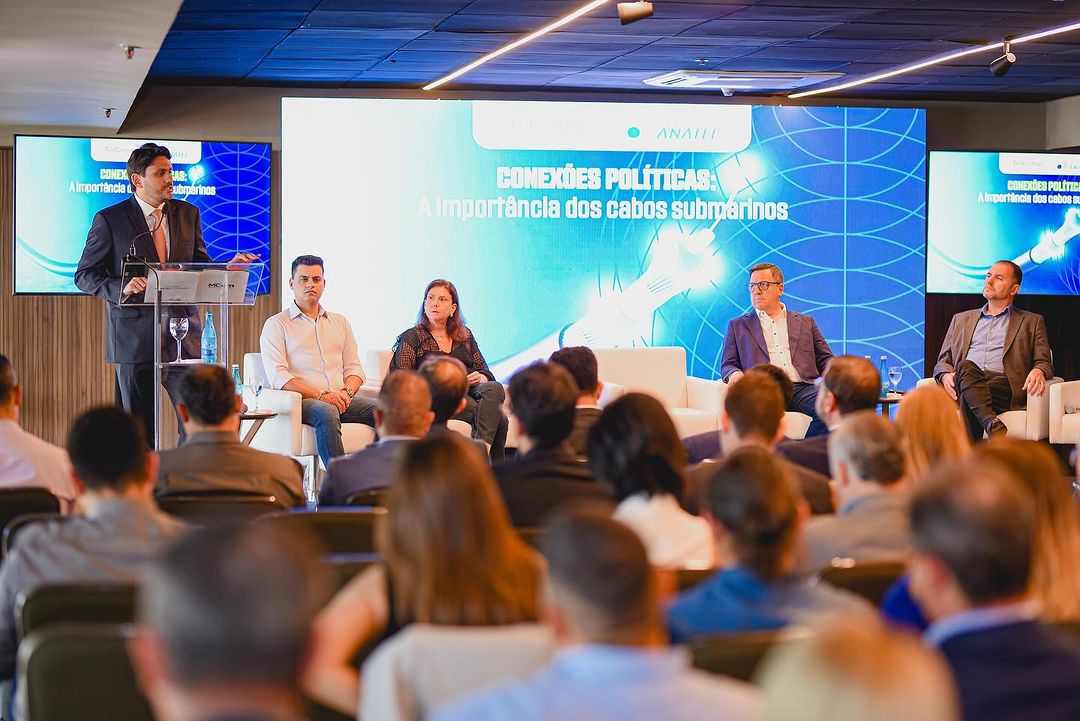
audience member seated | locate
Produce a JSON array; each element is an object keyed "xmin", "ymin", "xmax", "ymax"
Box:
[
  {"xmin": 319, "ymin": 370, "xmax": 434, "ymax": 506},
  {"xmin": 909, "ymin": 458, "xmax": 1080, "ymax": 721},
  {"xmin": 548, "ymin": 346, "xmax": 604, "ymax": 458},
  {"xmin": 759, "ymin": 618, "xmax": 959, "ymax": 721},
  {"xmin": 417, "ymin": 354, "xmax": 489, "ymax": 455},
  {"xmin": 303, "ymin": 434, "xmax": 541, "ymax": 715},
  {"xmin": 157, "ymin": 364, "xmax": 305, "ymax": 505},
  {"xmin": 667, "ymin": 447, "xmax": 869, "ymax": 643},
  {"xmin": 432, "ymin": 512, "xmax": 761, "ymax": 721},
  {"xmin": 587, "ymin": 393, "xmax": 712, "ymax": 568},
  {"xmin": 0, "ymin": 354, "xmax": 77, "ymax": 513},
  {"xmin": 130, "ymin": 523, "xmax": 330, "ymax": 721},
  {"xmin": 0, "ymin": 406, "xmax": 187, "ymax": 679},
  {"xmin": 776, "ymin": 355, "xmax": 880, "ymax": 477},
  {"xmin": 896, "ymin": 384, "xmax": 971, "ymax": 485},
  {"xmin": 690, "ymin": 371, "xmax": 834, "ymax": 515},
  {"xmin": 683, "ymin": 363, "xmax": 793, "ymax": 465},
  {"xmin": 797, "ymin": 412, "xmax": 910, "ymax": 573},
  {"xmin": 494, "ymin": 362, "xmax": 612, "ymax": 527}
]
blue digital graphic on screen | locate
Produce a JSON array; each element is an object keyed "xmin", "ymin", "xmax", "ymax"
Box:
[
  {"xmin": 928, "ymin": 150, "xmax": 1080, "ymax": 296},
  {"xmin": 282, "ymin": 99, "xmax": 926, "ymax": 386},
  {"xmin": 14, "ymin": 136, "xmax": 271, "ymax": 294}
]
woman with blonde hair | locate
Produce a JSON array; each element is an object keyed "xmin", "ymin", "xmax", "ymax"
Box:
[
  {"xmin": 895, "ymin": 384, "xmax": 971, "ymax": 484},
  {"xmin": 303, "ymin": 434, "xmax": 542, "ymax": 714},
  {"xmin": 978, "ymin": 439, "xmax": 1080, "ymax": 621},
  {"xmin": 759, "ymin": 619, "xmax": 958, "ymax": 721}
]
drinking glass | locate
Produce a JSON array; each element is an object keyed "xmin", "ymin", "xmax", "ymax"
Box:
[
  {"xmin": 888, "ymin": 366, "xmax": 903, "ymax": 392},
  {"xmin": 168, "ymin": 318, "xmax": 189, "ymax": 362},
  {"xmin": 245, "ymin": 374, "xmax": 264, "ymax": 411}
]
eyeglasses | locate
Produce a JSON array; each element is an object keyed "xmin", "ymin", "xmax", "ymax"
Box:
[{"xmin": 747, "ymin": 281, "xmax": 781, "ymax": 292}]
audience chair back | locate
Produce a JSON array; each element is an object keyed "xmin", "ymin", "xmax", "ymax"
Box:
[
  {"xmin": 516, "ymin": 526, "xmax": 543, "ymax": 549},
  {"xmin": 690, "ymin": 628, "xmax": 812, "ymax": 683},
  {"xmin": 676, "ymin": 568, "xmax": 713, "ymax": 591},
  {"xmin": 0, "ymin": 489, "xmax": 59, "ymax": 540},
  {"xmin": 257, "ymin": 509, "xmax": 385, "ymax": 554},
  {"xmin": 16, "ymin": 582, "xmax": 137, "ymax": 642},
  {"xmin": 2, "ymin": 512, "xmax": 64, "ymax": 560},
  {"xmin": 345, "ymin": 489, "xmax": 386, "ymax": 508},
  {"xmin": 817, "ymin": 559, "xmax": 906, "ymax": 606},
  {"xmin": 18, "ymin": 623, "xmax": 152, "ymax": 721},
  {"xmin": 155, "ymin": 493, "xmax": 287, "ymax": 526},
  {"xmin": 322, "ymin": 553, "xmax": 382, "ymax": 592}
]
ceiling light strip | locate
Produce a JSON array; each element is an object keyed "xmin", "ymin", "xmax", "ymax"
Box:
[
  {"xmin": 423, "ymin": 0, "xmax": 611, "ymax": 91},
  {"xmin": 789, "ymin": 16, "xmax": 1080, "ymax": 99}
]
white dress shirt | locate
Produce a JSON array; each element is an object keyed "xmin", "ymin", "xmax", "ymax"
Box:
[
  {"xmin": 0, "ymin": 420, "xmax": 78, "ymax": 514},
  {"xmin": 260, "ymin": 302, "xmax": 366, "ymax": 391},
  {"xmin": 756, "ymin": 303, "xmax": 802, "ymax": 383},
  {"xmin": 613, "ymin": 493, "xmax": 714, "ymax": 569},
  {"xmin": 132, "ymin": 193, "xmax": 170, "ymax": 259}
]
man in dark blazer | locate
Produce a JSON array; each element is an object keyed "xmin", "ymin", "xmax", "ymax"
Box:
[
  {"xmin": 319, "ymin": 370, "xmax": 434, "ymax": 506},
  {"xmin": 721, "ymin": 263, "xmax": 833, "ymax": 437},
  {"xmin": 74, "ymin": 143, "xmax": 256, "ymax": 444},
  {"xmin": 912, "ymin": 460, "xmax": 1080, "ymax": 721},
  {"xmin": 933, "ymin": 260, "xmax": 1053, "ymax": 439},
  {"xmin": 494, "ymin": 362, "xmax": 612, "ymax": 527},
  {"xmin": 157, "ymin": 365, "xmax": 304, "ymax": 506},
  {"xmin": 548, "ymin": 346, "xmax": 604, "ymax": 458}
]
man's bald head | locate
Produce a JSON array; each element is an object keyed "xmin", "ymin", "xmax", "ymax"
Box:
[{"xmin": 418, "ymin": 355, "xmax": 469, "ymax": 423}]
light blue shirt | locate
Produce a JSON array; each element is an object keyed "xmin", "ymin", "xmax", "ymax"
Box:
[
  {"xmin": 924, "ymin": 600, "xmax": 1039, "ymax": 647},
  {"xmin": 966, "ymin": 304, "xmax": 1011, "ymax": 373},
  {"xmin": 431, "ymin": 644, "xmax": 760, "ymax": 721}
]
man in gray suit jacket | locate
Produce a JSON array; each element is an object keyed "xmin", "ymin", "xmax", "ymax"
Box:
[
  {"xmin": 720, "ymin": 263, "xmax": 834, "ymax": 437},
  {"xmin": 798, "ymin": 412, "xmax": 910, "ymax": 573},
  {"xmin": 933, "ymin": 260, "xmax": 1052, "ymax": 439},
  {"xmin": 157, "ymin": 365, "xmax": 304, "ymax": 506}
]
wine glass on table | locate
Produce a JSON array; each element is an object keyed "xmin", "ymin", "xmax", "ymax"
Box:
[
  {"xmin": 888, "ymin": 366, "xmax": 903, "ymax": 395},
  {"xmin": 245, "ymin": 374, "xmax": 264, "ymax": 412},
  {"xmin": 168, "ymin": 318, "xmax": 189, "ymax": 363}
]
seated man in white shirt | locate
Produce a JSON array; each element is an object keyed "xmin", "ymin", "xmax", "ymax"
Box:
[
  {"xmin": 0, "ymin": 354, "xmax": 78, "ymax": 513},
  {"xmin": 260, "ymin": 255, "xmax": 377, "ymax": 467}
]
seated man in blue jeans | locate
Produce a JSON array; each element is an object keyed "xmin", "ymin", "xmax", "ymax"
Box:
[{"xmin": 260, "ymin": 254, "xmax": 377, "ymax": 467}]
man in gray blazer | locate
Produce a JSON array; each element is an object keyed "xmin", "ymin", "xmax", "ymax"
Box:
[
  {"xmin": 720, "ymin": 263, "xmax": 834, "ymax": 437},
  {"xmin": 798, "ymin": 412, "xmax": 910, "ymax": 572},
  {"xmin": 933, "ymin": 260, "xmax": 1052, "ymax": 439},
  {"xmin": 157, "ymin": 365, "xmax": 304, "ymax": 506}
]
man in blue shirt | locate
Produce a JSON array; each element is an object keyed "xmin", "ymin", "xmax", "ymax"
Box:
[
  {"xmin": 933, "ymin": 260, "xmax": 1053, "ymax": 439},
  {"xmin": 910, "ymin": 458, "xmax": 1080, "ymax": 721},
  {"xmin": 432, "ymin": 513, "xmax": 761, "ymax": 721}
]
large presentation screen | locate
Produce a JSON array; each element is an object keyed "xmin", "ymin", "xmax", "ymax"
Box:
[
  {"xmin": 282, "ymin": 99, "xmax": 926, "ymax": 382},
  {"xmin": 928, "ymin": 150, "xmax": 1080, "ymax": 295},
  {"xmin": 14, "ymin": 135, "xmax": 272, "ymax": 294}
]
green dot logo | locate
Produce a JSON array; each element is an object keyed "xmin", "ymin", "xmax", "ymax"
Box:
[{"xmin": 627, "ymin": 126, "xmax": 640, "ymax": 138}]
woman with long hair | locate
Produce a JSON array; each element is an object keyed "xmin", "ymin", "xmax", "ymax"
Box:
[
  {"xmin": 303, "ymin": 434, "xmax": 542, "ymax": 714},
  {"xmin": 390, "ymin": 279, "xmax": 508, "ymax": 458},
  {"xmin": 895, "ymin": 385, "xmax": 971, "ymax": 485},
  {"xmin": 587, "ymin": 393, "xmax": 712, "ymax": 568}
]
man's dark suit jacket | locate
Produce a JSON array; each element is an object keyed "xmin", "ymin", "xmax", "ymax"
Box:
[
  {"xmin": 689, "ymin": 454, "xmax": 834, "ymax": 515},
  {"xmin": 567, "ymin": 406, "xmax": 602, "ymax": 457},
  {"xmin": 75, "ymin": 197, "xmax": 209, "ymax": 364},
  {"xmin": 493, "ymin": 442, "xmax": 613, "ymax": 527},
  {"xmin": 683, "ymin": 431, "xmax": 722, "ymax": 465},
  {"xmin": 933, "ymin": 306, "xmax": 1053, "ymax": 410},
  {"xmin": 156, "ymin": 431, "xmax": 304, "ymax": 506},
  {"xmin": 319, "ymin": 438, "xmax": 416, "ymax": 506},
  {"xmin": 720, "ymin": 309, "xmax": 833, "ymax": 383},
  {"xmin": 775, "ymin": 434, "xmax": 831, "ymax": 478},
  {"xmin": 939, "ymin": 620, "xmax": 1080, "ymax": 721}
]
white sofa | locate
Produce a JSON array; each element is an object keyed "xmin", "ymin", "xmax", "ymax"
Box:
[
  {"xmin": 1049, "ymin": 381, "xmax": 1080, "ymax": 444},
  {"xmin": 916, "ymin": 375, "xmax": 1062, "ymax": 440}
]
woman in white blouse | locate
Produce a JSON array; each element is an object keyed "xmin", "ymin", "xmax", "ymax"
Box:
[{"xmin": 587, "ymin": 393, "xmax": 714, "ymax": 569}]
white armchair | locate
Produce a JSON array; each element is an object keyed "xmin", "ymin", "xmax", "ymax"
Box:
[
  {"xmin": 1049, "ymin": 381, "xmax": 1080, "ymax": 444},
  {"xmin": 240, "ymin": 353, "xmax": 376, "ymax": 478},
  {"xmin": 916, "ymin": 375, "xmax": 1063, "ymax": 440}
]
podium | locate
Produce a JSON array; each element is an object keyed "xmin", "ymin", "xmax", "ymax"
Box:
[{"xmin": 120, "ymin": 260, "xmax": 267, "ymax": 449}]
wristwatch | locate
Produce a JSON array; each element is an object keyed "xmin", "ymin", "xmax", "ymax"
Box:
[{"xmin": 344, "ymin": 387, "xmax": 356, "ymax": 399}]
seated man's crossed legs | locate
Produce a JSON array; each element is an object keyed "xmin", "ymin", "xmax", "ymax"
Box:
[{"xmin": 953, "ymin": 359, "xmax": 1012, "ymax": 440}]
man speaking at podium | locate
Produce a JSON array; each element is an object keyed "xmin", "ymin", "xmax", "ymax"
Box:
[{"xmin": 75, "ymin": 142, "xmax": 254, "ymax": 443}]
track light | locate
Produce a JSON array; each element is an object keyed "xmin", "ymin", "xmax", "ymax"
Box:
[
  {"xmin": 617, "ymin": 1, "xmax": 653, "ymax": 25},
  {"xmin": 990, "ymin": 39, "xmax": 1016, "ymax": 77}
]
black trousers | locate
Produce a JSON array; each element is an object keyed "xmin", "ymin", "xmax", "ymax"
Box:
[
  {"xmin": 114, "ymin": 362, "xmax": 186, "ymax": 448},
  {"xmin": 954, "ymin": 359, "xmax": 1013, "ymax": 440}
]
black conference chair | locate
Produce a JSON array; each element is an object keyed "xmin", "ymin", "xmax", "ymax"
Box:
[
  {"xmin": 689, "ymin": 628, "xmax": 812, "ymax": 683},
  {"xmin": 676, "ymin": 568, "xmax": 713, "ymax": 591},
  {"xmin": 817, "ymin": 559, "xmax": 906, "ymax": 606},
  {"xmin": 516, "ymin": 526, "xmax": 543, "ymax": 549},
  {"xmin": 322, "ymin": 552, "xmax": 382, "ymax": 592},
  {"xmin": 0, "ymin": 488, "xmax": 59, "ymax": 542},
  {"xmin": 344, "ymin": 488, "xmax": 386, "ymax": 508},
  {"xmin": 257, "ymin": 508, "xmax": 385, "ymax": 554},
  {"xmin": 18, "ymin": 623, "xmax": 153, "ymax": 721},
  {"xmin": 16, "ymin": 582, "xmax": 138, "ymax": 643},
  {"xmin": 155, "ymin": 493, "xmax": 287, "ymax": 526},
  {"xmin": 2, "ymin": 512, "xmax": 64, "ymax": 560}
]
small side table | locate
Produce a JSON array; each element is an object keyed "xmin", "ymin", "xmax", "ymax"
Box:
[
  {"xmin": 239, "ymin": 410, "xmax": 277, "ymax": 446},
  {"xmin": 877, "ymin": 391, "xmax": 904, "ymax": 418}
]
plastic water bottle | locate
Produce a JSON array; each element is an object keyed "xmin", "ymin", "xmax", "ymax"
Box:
[
  {"xmin": 201, "ymin": 311, "xmax": 217, "ymax": 364},
  {"xmin": 232, "ymin": 364, "xmax": 243, "ymax": 395},
  {"xmin": 878, "ymin": 355, "xmax": 889, "ymax": 398}
]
